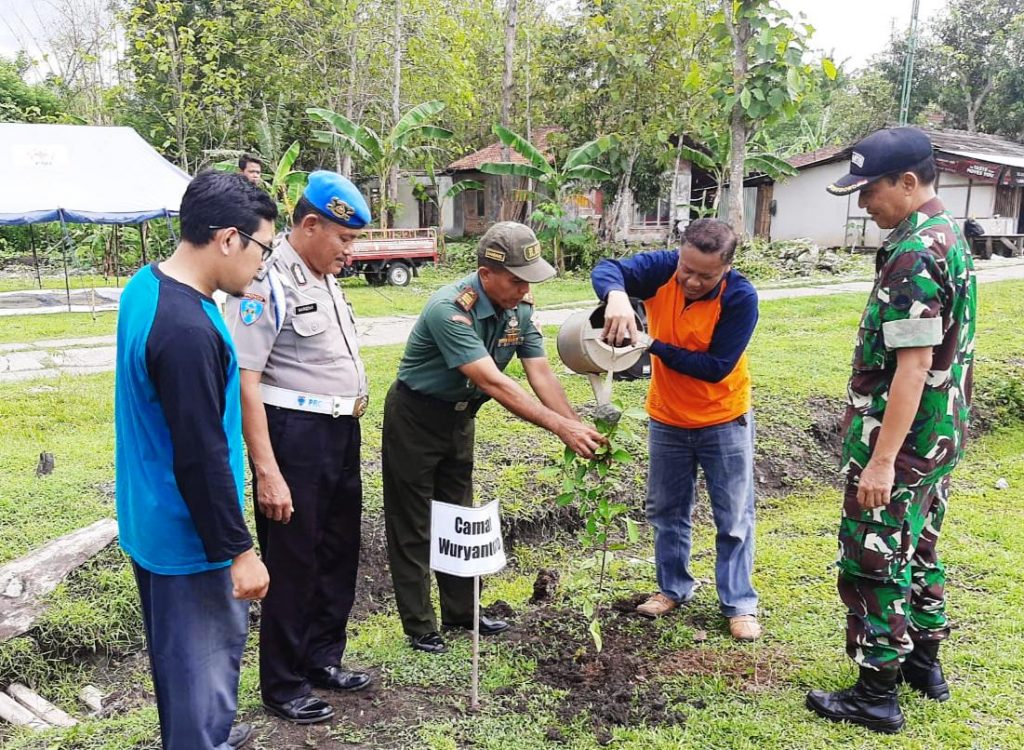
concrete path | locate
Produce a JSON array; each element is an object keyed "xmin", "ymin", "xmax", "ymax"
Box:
[{"xmin": 3, "ymin": 258, "xmax": 1023, "ymax": 384}]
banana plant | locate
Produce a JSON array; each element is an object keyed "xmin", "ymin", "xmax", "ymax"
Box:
[
  {"xmin": 678, "ymin": 130, "xmax": 797, "ymax": 211},
  {"xmin": 307, "ymin": 101, "xmax": 454, "ymax": 229},
  {"xmin": 479, "ymin": 125, "xmax": 616, "ymax": 274},
  {"xmin": 209, "ymin": 139, "xmax": 308, "ymax": 221}
]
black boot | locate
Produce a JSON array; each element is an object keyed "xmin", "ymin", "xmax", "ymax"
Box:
[
  {"xmin": 806, "ymin": 667, "xmax": 905, "ymax": 734},
  {"xmin": 898, "ymin": 641, "xmax": 950, "ymax": 702}
]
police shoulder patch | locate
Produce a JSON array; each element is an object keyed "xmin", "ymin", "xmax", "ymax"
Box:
[
  {"xmin": 239, "ymin": 292, "xmax": 266, "ymax": 326},
  {"xmin": 455, "ymin": 287, "xmax": 478, "ymax": 311}
]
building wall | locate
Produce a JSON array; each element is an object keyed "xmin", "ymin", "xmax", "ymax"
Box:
[
  {"xmin": 772, "ymin": 162, "xmax": 1019, "ymax": 249},
  {"xmin": 770, "ymin": 161, "xmax": 855, "ymax": 247},
  {"xmin": 392, "ymin": 173, "xmax": 454, "ymax": 232}
]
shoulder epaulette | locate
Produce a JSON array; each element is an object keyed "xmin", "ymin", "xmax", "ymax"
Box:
[
  {"xmin": 521, "ymin": 291, "xmax": 535, "ymax": 306},
  {"xmin": 455, "ymin": 287, "xmax": 478, "ymax": 312}
]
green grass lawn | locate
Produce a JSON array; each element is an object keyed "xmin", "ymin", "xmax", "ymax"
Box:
[{"xmin": 1, "ymin": 283, "xmax": 1022, "ymax": 749}]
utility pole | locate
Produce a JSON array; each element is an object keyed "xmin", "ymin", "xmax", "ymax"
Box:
[{"xmin": 898, "ymin": 0, "xmax": 921, "ymax": 126}]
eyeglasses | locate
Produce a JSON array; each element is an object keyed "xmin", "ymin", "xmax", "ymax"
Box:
[{"xmin": 209, "ymin": 226, "xmax": 274, "ymax": 262}]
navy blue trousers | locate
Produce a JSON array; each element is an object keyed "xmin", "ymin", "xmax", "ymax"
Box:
[{"xmin": 133, "ymin": 561, "xmax": 249, "ymax": 750}]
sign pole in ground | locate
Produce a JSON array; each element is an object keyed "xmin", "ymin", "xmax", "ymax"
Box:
[
  {"xmin": 471, "ymin": 575, "xmax": 480, "ymax": 710},
  {"xmin": 429, "ymin": 499, "xmax": 506, "ymax": 712}
]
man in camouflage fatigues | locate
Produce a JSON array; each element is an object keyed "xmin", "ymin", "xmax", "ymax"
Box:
[{"xmin": 806, "ymin": 127, "xmax": 976, "ymax": 734}]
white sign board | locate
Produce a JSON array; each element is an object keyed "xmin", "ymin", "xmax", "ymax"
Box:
[{"xmin": 429, "ymin": 500, "xmax": 506, "ymax": 577}]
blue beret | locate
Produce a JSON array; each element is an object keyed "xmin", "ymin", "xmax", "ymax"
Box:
[{"xmin": 303, "ymin": 170, "xmax": 371, "ymax": 228}]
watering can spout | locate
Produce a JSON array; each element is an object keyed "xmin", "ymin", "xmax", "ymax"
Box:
[{"xmin": 556, "ymin": 305, "xmax": 651, "ymax": 418}]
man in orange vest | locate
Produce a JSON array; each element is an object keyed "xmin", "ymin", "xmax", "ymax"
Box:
[{"xmin": 592, "ymin": 218, "xmax": 761, "ymax": 641}]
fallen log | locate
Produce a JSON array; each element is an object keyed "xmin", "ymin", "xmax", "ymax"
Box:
[
  {"xmin": 0, "ymin": 692, "xmax": 49, "ymax": 731},
  {"xmin": 0, "ymin": 519, "xmax": 118, "ymax": 642},
  {"xmin": 8, "ymin": 683, "xmax": 77, "ymax": 727}
]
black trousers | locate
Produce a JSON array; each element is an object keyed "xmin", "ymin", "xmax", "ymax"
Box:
[
  {"xmin": 381, "ymin": 381, "xmax": 476, "ymax": 637},
  {"xmin": 253, "ymin": 407, "xmax": 362, "ymax": 704}
]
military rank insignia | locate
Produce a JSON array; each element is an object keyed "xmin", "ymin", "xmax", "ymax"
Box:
[
  {"xmin": 327, "ymin": 197, "xmax": 355, "ymax": 222},
  {"xmin": 522, "ymin": 291, "xmax": 535, "ymax": 305},
  {"xmin": 239, "ymin": 292, "xmax": 266, "ymax": 326},
  {"xmin": 291, "ymin": 263, "xmax": 308, "ymax": 286},
  {"xmin": 455, "ymin": 287, "xmax": 478, "ymax": 311}
]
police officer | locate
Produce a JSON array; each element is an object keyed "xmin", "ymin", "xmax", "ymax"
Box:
[
  {"xmin": 382, "ymin": 221, "xmax": 605, "ymax": 654},
  {"xmin": 227, "ymin": 171, "xmax": 372, "ymax": 725},
  {"xmin": 806, "ymin": 128, "xmax": 976, "ymax": 733}
]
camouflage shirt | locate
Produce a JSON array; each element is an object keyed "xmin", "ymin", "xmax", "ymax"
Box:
[{"xmin": 842, "ymin": 197, "xmax": 976, "ymax": 487}]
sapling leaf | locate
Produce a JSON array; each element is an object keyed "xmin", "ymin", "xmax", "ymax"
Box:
[
  {"xmin": 589, "ymin": 618, "xmax": 603, "ymax": 652},
  {"xmin": 626, "ymin": 517, "xmax": 640, "ymax": 543}
]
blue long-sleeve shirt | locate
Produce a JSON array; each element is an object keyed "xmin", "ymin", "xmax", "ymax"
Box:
[
  {"xmin": 115, "ymin": 264, "xmax": 252, "ymax": 575},
  {"xmin": 591, "ymin": 250, "xmax": 758, "ymax": 383}
]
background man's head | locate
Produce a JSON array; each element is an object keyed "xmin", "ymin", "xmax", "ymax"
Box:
[
  {"xmin": 179, "ymin": 170, "xmax": 278, "ymax": 295},
  {"xmin": 239, "ymin": 155, "xmax": 263, "ymax": 185},
  {"xmin": 676, "ymin": 219, "xmax": 737, "ymax": 300},
  {"xmin": 826, "ymin": 127, "xmax": 937, "ymax": 230},
  {"xmin": 289, "ymin": 170, "xmax": 371, "ymax": 276},
  {"xmin": 476, "ymin": 222, "xmax": 555, "ymax": 310}
]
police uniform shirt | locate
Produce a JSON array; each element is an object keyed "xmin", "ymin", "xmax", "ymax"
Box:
[
  {"xmin": 397, "ymin": 272, "xmax": 545, "ymax": 401},
  {"xmin": 227, "ymin": 237, "xmax": 367, "ymax": 397}
]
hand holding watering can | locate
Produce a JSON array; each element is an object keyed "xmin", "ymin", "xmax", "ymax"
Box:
[{"xmin": 556, "ymin": 299, "xmax": 651, "ymax": 423}]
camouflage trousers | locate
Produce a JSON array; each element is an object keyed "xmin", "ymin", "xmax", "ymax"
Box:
[{"xmin": 837, "ymin": 475, "xmax": 951, "ymax": 670}]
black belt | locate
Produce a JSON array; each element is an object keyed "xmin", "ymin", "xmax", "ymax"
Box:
[{"xmin": 396, "ymin": 380, "xmax": 486, "ymax": 417}]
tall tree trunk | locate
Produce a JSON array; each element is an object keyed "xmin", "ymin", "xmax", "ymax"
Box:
[
  {"xmin": 723, "ymin": 0, "xmax": 750, "ymax": 235},
  {"xmin": 524, "ymin": 26, "xmax": 534, "ymax": 220},
  {"xmin": 499, "ymin": 0, "xmax": 519, "ymax": 222},
  {"xmin": 601, "ymin": 146, "xmax": 639, "ymax": 243},
  {"xmin": 386, "ymin": 0, "xmax": 403, "ymax": 229},
  {"xmin": 342, "ymin": 27, "xmax": 358, "ymax": 178}
]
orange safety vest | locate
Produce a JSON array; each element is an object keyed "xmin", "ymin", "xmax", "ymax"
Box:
[{"xmin": 645, "ymin": 276, "xmax": 751, "ymax": 429}]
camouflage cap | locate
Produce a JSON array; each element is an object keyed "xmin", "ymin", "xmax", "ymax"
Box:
[{"xmin": 477, "ymin": 221, "xmax": 556, "ymax": 283}]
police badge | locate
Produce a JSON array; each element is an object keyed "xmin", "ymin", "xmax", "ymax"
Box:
[{"xmin": 327, "ymin": 197, "xmax": 355, "ymax": 222}]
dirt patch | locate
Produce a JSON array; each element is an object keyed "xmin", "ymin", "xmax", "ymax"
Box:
[
  {"xmin": 351, "ymin": 517, "xmax": 393, "ymax": 621},
  {"xmin": 510, "ymin": 606, "xmax": 687, "ymax": 736},
  {"xmin": 754, "ymin": 395, "xmax": 845, "ymax": 495},
  {"xmin": 243, "ymin": 683, "xmax": 462, "ymax": 750},
  {"xmin": 657, "ymin": 647, "xmax": 791, "ymax": 692}
]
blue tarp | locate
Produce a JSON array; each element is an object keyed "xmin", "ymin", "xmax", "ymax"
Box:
[{"xmin": 0, "ymin": 123, "xmax": 191, "ymax": 226}]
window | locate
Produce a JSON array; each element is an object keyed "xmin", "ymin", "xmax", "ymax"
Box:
[{"xmin": 475, "ymin": 189, "xmax": 486, "ymax": 217}]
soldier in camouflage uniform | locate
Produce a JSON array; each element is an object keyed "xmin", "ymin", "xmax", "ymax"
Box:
[{"xmin": 806, "ymin": 128, "xmax": 976, "ymax": 734}]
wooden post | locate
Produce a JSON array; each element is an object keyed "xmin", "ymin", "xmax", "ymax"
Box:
[
  {"xmin": 58, "ymin": 210, "xmax": 72, "ymax": 312},
  {"xmin": 139, "ymin": 222, "xmax": 149, "ymax": 265},
  {"xmin": 8, "ymin": 684, "xmax": 78, "ymax": 727},
  {"xmin": 29, "ymin": 225, "xmax": 42, "ymax": 290},
  {"xmin": 0, "ymin": 692, "xmax": 49, "ymax": 731}
]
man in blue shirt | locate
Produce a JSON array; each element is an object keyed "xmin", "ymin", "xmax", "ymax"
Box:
[
  {"xmin": 115, "ymin": 170, "xmax": 276, "ymax": 750},
  {"xmin": 592, "ymin": 219, "xmax": 762, "ymax": 642}
]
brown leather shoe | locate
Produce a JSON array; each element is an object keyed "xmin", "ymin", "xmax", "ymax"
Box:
[
  {"xmin": 636, "ymin": 593, "xmax": 678, "ymax": 618},
  {"xmin": 728, "ymin": 614, "xmax": 762, "ymax": 641}
]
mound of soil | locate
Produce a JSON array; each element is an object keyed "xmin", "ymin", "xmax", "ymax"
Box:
[{"xmin": 754, "ymin": 396, "xmax": 845, "ymax": 495}]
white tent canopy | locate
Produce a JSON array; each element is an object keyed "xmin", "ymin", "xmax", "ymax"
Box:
[{"xmin": 0, "ymin": 123, "xmax": 191, "ymax": 226}]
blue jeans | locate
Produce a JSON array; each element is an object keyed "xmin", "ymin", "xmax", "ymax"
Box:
[
  {"xmin": 646, "ymin": 414, "xmax": 758, "ymax": 617},
  {"xmin": 133, "ymin": 562, "xmax": 249, "ymax": 750}
]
